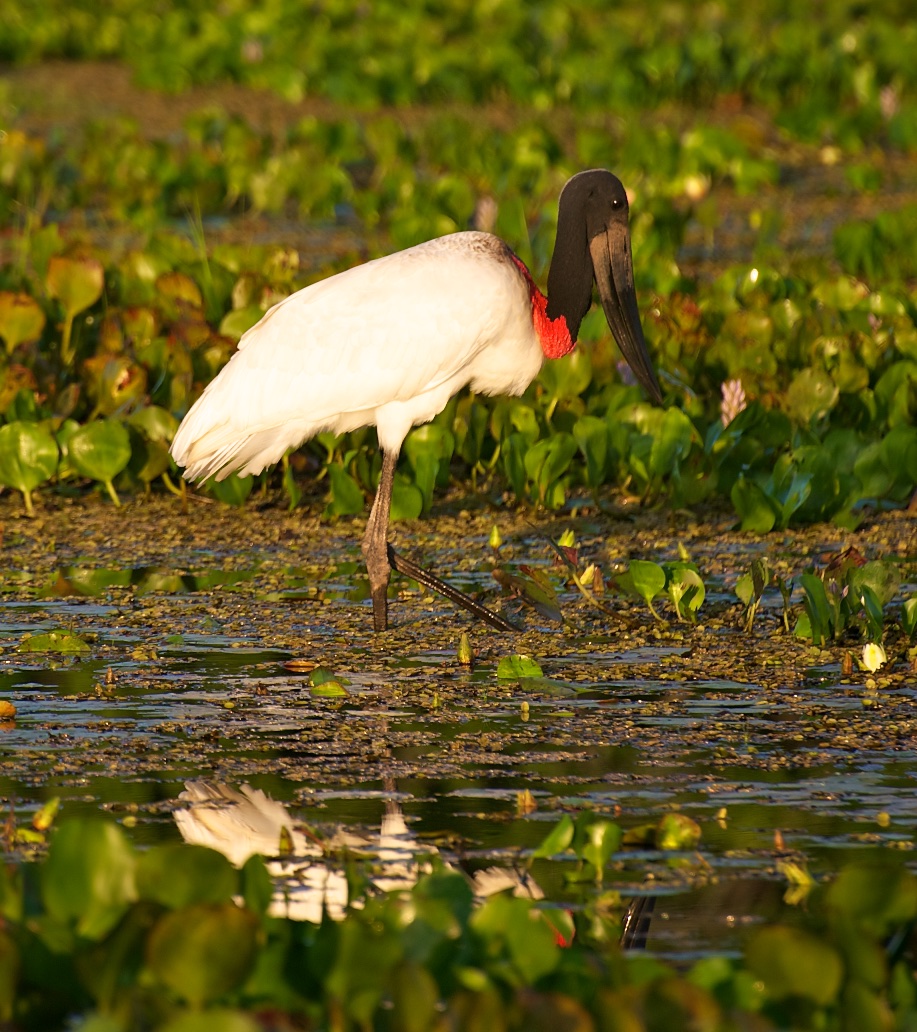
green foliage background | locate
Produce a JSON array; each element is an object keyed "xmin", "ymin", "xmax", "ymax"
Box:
[{"xmin": 0, "ymin": 0, "xmax": 915, "ymax": 520}]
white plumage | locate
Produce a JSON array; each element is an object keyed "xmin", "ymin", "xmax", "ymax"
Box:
[{"xmin": 171, "ymin": 233, "xmax": 540, "ymax": 480}]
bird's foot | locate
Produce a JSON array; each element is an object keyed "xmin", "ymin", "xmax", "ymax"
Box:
[{"xmin": 387, "ymin": 546, "xmax": 518, "ymax": 632}]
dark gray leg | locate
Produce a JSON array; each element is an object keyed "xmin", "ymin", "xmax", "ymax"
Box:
[{"xmin": 362, "ymin": 449, "xmax": 397, "ymax": 632}]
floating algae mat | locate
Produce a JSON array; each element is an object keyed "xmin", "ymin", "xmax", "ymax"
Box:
[{"xmin": 1, "ymin": 495, "xmax": 916, "ymax": 959}]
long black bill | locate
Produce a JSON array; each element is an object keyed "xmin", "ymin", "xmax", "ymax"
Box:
[{"xmin": 589, "ymin": 225, "xmax": 663, "ymax": 404}]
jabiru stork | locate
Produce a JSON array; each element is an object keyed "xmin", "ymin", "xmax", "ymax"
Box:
[{"xmin": 170, "ymin": 169, "xmax": 663, "ymax": 632}]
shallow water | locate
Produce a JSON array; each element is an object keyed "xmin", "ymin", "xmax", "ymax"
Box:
[{"xmin": 1, "ymin": 499, "xmax": 916, "ymax": 959}]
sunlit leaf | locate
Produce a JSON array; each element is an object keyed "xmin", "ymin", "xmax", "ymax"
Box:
[
  {"xmin": 41, "ymin": 820, "xmax": 137, "ymax": 939},
  {"xmin": 496, "ymin": 654, "xmax": 544, "ymax": 679},
  {"xmin": 18, "ymin": 630, "xmax": 89, "ymax": 654},
  {"xmin": 0, "ymin": 291, "xmax": 46, "ymax": 354},
  {"xmin": 46, "ymin": 255, "xmax": 104, "ymax": 321},
  {"xmin": 0, "ymin": 421, "xmax": 59, "ymax": 516},
  {"xmin": 67, "ymin": 419, "xmax": 132, "ymax": 506}
]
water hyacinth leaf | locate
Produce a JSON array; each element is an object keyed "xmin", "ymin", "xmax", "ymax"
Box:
[
  {"xmin": 390, "ymin": 476, "xmax": 423, "ymax": 521},
  {"xmin": 648, "ymin": 407, "xmax": 695, "ymax": 479},
  {"xmin": 41, "ymin": 819, "xmax": 137, "ymax": 939},
  {"xmin": 524, "ymin": 433, "xmax": 577, "ymax": 502},
  {"xmin": 325, "ymin": 462, "xmax": 364, "ymax": 516},
  {"xmin": 731, "ymin": 475, "xmax": 777, "ymax": 533},
  {"xmin": 46, "ymin": 255, "xmax": 104, "ymax": 320},
  {"xmin": 18, "ymin": 630, "xmax": 90, "ymax": 653},
  {"xmin": 158, "ymin": 1010, "xmax": 262, "ymax": 1032},
  {"xmin": 826, "ymin": 862, "xmax": 917, "ymax": 936},
  {"xmin": 137, "ymin": 844, "xmax": 239, "ymax": 909},
  {"xmin": 573, "ymin": 414, "xmax": 609, "ymax": 488},
  {"xmin": 798, "ymin": 573, "xmax": 835, "ymax": 645},
  {"xmin": 655, "ymin": 813, "xmax": 702, "ymax": 851},
  {"xmin": 46, "ymin": 254, "xmax": 105, "ymax": 366},
  {"xmin": 785, "ymin": 367, "xmax": 839, "ymax": 424},
  {"xmin": 492, "ymin": 566, "xmax": 563, "ymax": 623},
  {"xmin": 147, "ymin": 903, "xmax": 259, "ymax": 1006},
  {"xmin": 155, "ymin": 270, "xmax": 204, "ymax": 313},
  {"xmin": 746, "ymin": 925, "xmax": 843, "ymax": 1006},
  {"xmin": 623, "ymin": 560, "xmax": 667, "ymax": 614},
  {"xmin": 404, "ymin": 423, "xmax": 455, "ymax": 512},
  {"xmin": 664, "ymin": 563, "xmax": 705, "ymax": 621},
  {"xmin": 127, "ymin": 405, "xmax": 178, "ymax": 443},
  {"xmin": 82, "ymin": 355, "xmax": 148, "ymax": 417},
  {"xmin": 0, "ymin": 291, "xmax": 46, "ymax": 354},
  {"xmin": 67, "ymin": 419, "xmax": 132, "ymax": 506},
  {"xmin": 220, "ymin": 304, "xmax": 265, "ymax": 340},
  {"xmin": 311, "ymin": 679, "xmax": 348, "ymax": 697},
  {"xmin": 502, "ymin": 432, "xmax": 528, "ymax": 499},
  {"xmin": 206, "ymin": 471, "xmax": 254, "ymax": 507},
  {"xmin": 497, "ymin": 654, "xmax": 544, "ymax": 679},
  {"xmin": 581, "ymin": 819, "xmax": 623, "ymax": 872},
  {"xmin": 0, "ymin": 421, "xmax": 59, "ymax": 516},
  {"xmin": 471, "ymin": 892, "xmax": 559, "ymax": 983}
]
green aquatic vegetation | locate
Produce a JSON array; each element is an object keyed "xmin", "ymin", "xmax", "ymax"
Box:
[
  {"xmin": 66, "ymin": 418, "xmax": 132, "ymax": 507},
  {"xmin": 6, "ymin": 814, "xmax": 916, "ymax": 1029},
  {"xmin": 0, "ymin": 292, "xmax": 45, "ymax": 356},
  {"xmin": 796, "ymin": 555, "xmax": 901, "ymax": 648},
  {"xmin": 0, "ymin": 420, "xmax": 58, "ymax": 516}
]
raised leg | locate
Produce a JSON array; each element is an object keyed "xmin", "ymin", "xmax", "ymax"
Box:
[{"xmin": 362, "ymin": 449, "xmax": 398, "ymax": 632}]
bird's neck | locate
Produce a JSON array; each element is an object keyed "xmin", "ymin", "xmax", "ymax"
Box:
[{"xmin": 510, "ymin": 255, "xmax": 575, "ymax": 360}]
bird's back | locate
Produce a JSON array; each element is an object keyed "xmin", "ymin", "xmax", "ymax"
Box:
[{"xmin": 171, "ymin": 232, "xmax": 541, "ymax": 481}]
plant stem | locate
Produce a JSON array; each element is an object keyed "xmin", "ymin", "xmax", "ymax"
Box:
[{"xmin": 104, "ymin": 479, "xmax": 121, "ymax": 507}]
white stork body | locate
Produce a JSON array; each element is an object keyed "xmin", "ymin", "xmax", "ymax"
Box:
[
  {"xmin": 171, "ymin": 233, "xmax": 545, "ymax": 481},
  {"xmin": 171, "ymin": 170, "xmax": 663, "ymax": 632}
]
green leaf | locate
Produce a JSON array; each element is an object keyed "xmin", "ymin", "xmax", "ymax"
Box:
[
  {"xmin": 532, "ymin": 815, "xmax": 575, "ymax": 858},
  {"xmin": 798, "ymin": 573, "xmax": 835, "ymax": 646},
  {"xmin": 648, "ymin": 407, "xmax": 695, "ymax": 479},
  {"xmin": 147, "ymin": 903, "xmax": 259, "ymax": 1006},
  {"xmin": 472, "ymin": 893, "xmax": 559, "ymax": 983},
  {"xmin": 524, "ymin": 433, "xmax": 577, "ymax": 504},
  {"xmin": 0, "ymin": 421, "xmax": 59, "ymax": 516},
  {"xmin": 18, "ymin": 630, "xmax": 90, "ymax": 654},
  {"xmin": 573, "ymin": 415, "xmax": 609, "ymax": 488},
  {"xmin": 655, "ymin": 813, "xmax": 702, "ymax": 851},
  {"xmin": 785, "ymin": 367, "xmax": 839, "ymax": 424},
  {"xmin": 731, "ymin": 475, "xmax": 777, "ymax": 533},
  {"xmin": 67, "ymin": 419, "xmax": 132, "ymax": 505},
  {"xmin": 746, "ymin": 925, "xmax": 843, "ymax": 1005},
  {"xmin": 41, "ymin": 820, "xmax": 137, "ymax": 939},
  {"xmin": 0, "ymin": 291, "xmax": 46, "ymax": 354},
  {"xmin": 137, "ymin": 844, "xmax": 239, "ymax": 908},
  {"xmin": 390, "ymin": 476, "xmax": 423, "ymax": 520},
  {"xmin": 581, "ymin": 819, "xmax": 623, "ymax": 871},
  {"xmin": 46, "ymin": 255, "xmax": 104, "ymax": 321},
  {"xmin": 325, "ymin": 462, "xmax": 365, "ymax": 516},
  {"xmin": 207, "ymin": 471, "xmax": 254, "ymax": 507},
  {"xmin": 158, "ymin": 1009, "xmax": 262, "ymax": 1032},
  {"xmin": 624, "ymin": 560, "xmax": 667, "ymax": 610},
  {"xmin": 496, "ymin": 654, "xmax": 544, "ymax": 679}
]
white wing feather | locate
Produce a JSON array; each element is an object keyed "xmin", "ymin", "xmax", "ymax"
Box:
[{"xmin": 171, "ymin": 232, "xmax": 541, "ymax": 481}]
